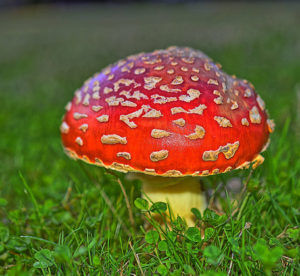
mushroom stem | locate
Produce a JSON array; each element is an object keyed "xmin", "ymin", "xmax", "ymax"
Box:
[{"xmin": 130, "ymin": 174, "xmax": 207, "ymax": 226}]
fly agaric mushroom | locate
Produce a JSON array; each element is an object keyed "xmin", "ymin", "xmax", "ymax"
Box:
[{"xmin": 61, "ymin": 46, "xmax": 274, "ymax": 226}]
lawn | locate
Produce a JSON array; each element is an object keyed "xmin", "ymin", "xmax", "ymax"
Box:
[{"xmin": 0, "ymin": 2, "xmax": 299, "ymax": 275}]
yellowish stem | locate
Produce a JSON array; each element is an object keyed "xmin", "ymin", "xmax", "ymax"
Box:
[{"xmin": 128, "ymin": 174, "xmax": 207, "ymax": 226}]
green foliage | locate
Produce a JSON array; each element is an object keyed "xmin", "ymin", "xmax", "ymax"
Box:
[
  {"xmin": 0, "ymin": 198, "xmax": 8, "ymax": 207},
  {"xmin": 203, "ymin": 209, "xmax": 226, "ymax": 226},
  {"xmin": 200, "ymin": 272, "xmax": 226, "ymax": 276},
  {"xmin": 134, "ymin": 198, "xmax": 149, "ymax": 211},
  {"xmin": 157, "ymin": 264, "xmax": 168, "ymax": 275},
  {"xmin": 185, "ymin": 227, "xmax": 202, "ymax": 242},
  {"xmin": 286, "ymin": 228, "xmax": 299, "ymax": 242},
  {"xmin": 158, "ymin": 240, "xmax": 168, "ymax": 251},
  {"xmin": 145, "ymin": 231, "xmax": 159, "ymax": 244},
  {"xmin": 204, "ymin": 227, "xmax": 215, "ymax": 242},
  {"xmin": 183, "ymin": 264, "xmax": 196, "ymax": 275},
  {"xmin": 33, "ymin": 249, "xmax": 55, "ymax": 269},
  {"xmin": 191, "ymin": 207, "xmax": 202, "ymax": 220},
  {"xmin": 0, "ymin": 226, "xmax": 9, "ymax": 243},
  {"xmin": 150, "ymin": 202, "xmax": 167, "ymax": 214},
  {"xmin": 0, "ymin": 3, "xmax": 299, "ymax": 275},
  {"xmin": 252, "ymin": 239, "xmax": 284, "ymax": 274},
  {"xmin": 54, "ymin": 245, "xmax": 72, "ymax": 263},
  {"xmin": 203, "ymin": 245, "xmax": 223, "ymax": 266}
]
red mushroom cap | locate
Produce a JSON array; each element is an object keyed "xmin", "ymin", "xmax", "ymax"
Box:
[{"xmin": 61, "ymin": 46, "xmax": 273, "ymax": 177}]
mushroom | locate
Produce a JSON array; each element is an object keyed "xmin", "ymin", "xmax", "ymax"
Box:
[{"xmin": 61, "ymin": 46, "xmax": 273, "ymax": 226}]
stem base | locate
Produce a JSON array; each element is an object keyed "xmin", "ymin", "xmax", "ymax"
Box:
[{"xmin": 130, "ymin": 174, "xmax": 207, "ymax": 226}]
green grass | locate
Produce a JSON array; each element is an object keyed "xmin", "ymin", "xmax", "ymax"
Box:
[{"xmin": 0, "ymin": 3, "xmax": 299, "ymax": 275}]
